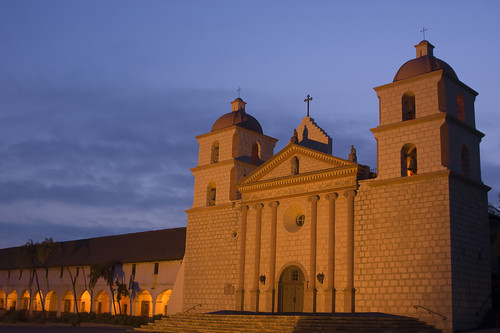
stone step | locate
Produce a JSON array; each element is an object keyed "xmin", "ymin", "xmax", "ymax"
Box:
[{"xmin": 137, "ymin": 313, "xmax": 442, "ymax": 333}]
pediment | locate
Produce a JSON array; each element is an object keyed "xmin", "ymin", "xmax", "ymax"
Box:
[{"xmin": 239, "ymin": 144, "xmax": 356, "ymax": 187}]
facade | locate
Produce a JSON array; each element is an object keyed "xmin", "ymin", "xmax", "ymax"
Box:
[
  {"xmin": 0, "ymin": 40, "xmax": 491, "ymax": 333},
  {"xmin": 181, "ymin": 40, "xmax": 491, "ymax": 333},
  {"xmin": 0, "ymin": 228, "xmax": 185, "ymax": 317}
]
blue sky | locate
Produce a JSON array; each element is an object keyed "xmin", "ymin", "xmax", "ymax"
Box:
[{"xmin": 0, "ymin": 1, "xmax": 499, "ymax": 248}]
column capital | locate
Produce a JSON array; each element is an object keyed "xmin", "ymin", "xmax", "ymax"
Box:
[
  {"xmin": 268, "ymin": 201, "xmax": 280, "ymax": 208},
  {"xmin": 239, "ymin": 204, "xmax": 249, "ymax": 212},
  {"xmin": 308, "ymin": 195, "xmax": 320, "ymax": 202},
  {"xmin": 253, "ymin": 203, "xmax": 264, "ymax": 210},
  {"xmin": 325, "ymin": 192, "xmax": 338, "ymax": 200},
  {"xmin": 343, "ymin": 190, "xmax": 357, "ymax": 198}
]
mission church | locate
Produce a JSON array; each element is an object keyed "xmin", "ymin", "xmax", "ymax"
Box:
[{"xmin": 0, "ymin": 40, "xmax": 491, "ymax": 333}]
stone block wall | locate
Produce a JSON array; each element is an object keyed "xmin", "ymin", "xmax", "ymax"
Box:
[
  {"xmin": 183, "ymin": 206, "xmax": 240, "ymax": 313},
  {"xmin": 355, "ymin": 173, "xmax": 453, "ymax": 332},
  {"xmin": 449, "ymin": 176, "xmax": 490, "ymax": 330}
]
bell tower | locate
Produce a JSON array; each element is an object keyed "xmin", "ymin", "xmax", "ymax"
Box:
[
  {"xmin": 190, "ymin": 98, "xmax": 277, "ymax": 208},
  {"xmin": 183, "ymin": 98, "xmax": 277, "ymax": 313},
  {"xmin": 362, "ymin": 40, "xmax": 491, "ymax": 332},
  {"xmin": 372, "ymin": 40, "xmax": 483, "ymax": 182}
]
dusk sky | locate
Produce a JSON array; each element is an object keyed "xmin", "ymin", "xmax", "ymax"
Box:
[{"xmin": 1, "ymin": 1, "xmax": 499, "ymax": 249}]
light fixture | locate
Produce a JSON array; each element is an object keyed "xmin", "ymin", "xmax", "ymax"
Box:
[
  {"xmin": 316, "ymin": 273, "xmax": 324, "ymax": 284},
  {"xmin": 259, "ymin": 275, "xmax": 266, "ymax": 285}
]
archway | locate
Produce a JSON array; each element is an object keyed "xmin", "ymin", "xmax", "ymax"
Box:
[
  {"xmin": 278, "ymin": 265, "xmax": 305, "ymax": 313},
  {"xmin": 7, "ymin": 290, "xmax": 17, "ymax": 310},
  {"xmin": 95, "ymin": 290, "xmax": 110, "ymax": 314},
  {"xmin": 45, "ymin": 290, "xmax": 58, "ymax": 313},
  {"xmin": 113, "ymin": 294, "xmax": 130, "ymax": 315},
  {"xmin": 155, "ymin": 289, "xmax": 172, "ymax": 316},
  {"xmin": 78, "ymin": 290, "xmax": 91, "ymax": 313},
  {"xmin": 62, "ymin": 290, "xmax": 74, "ymax": 313},
  {"xmin": 134, "ymin": 290, "xmax": 152, "ymax": 317},
  {"xmin": 32, "ymin": 290, "xmax": 43, "ymax": 312},
  {"xmin": 0, "ymin": 290, "xmax": 5, "ymax": 310},
  {"xmin": 20, "ymin": 290, "xmax": 30, "ymax": 310}
]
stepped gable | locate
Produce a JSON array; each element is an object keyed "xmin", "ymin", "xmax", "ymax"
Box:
[
  {"xmin": 0, "ymin": 227, "xmax": 186, "ymax": 269},
  {"xmin": 296, "ymin": 116, "xmax": 333, "ymax": 154}
]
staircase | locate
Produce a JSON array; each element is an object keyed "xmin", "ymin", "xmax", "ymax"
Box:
[{"xmin": 136, "ymin": 312, "xmax": 442, "ymax": 333}]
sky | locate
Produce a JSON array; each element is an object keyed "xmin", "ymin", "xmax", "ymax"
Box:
[{"xmin": 0, "ymin": 1, "xmax": 499, "ymax": 249}]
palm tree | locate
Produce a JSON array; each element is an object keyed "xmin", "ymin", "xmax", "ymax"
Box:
[
  {"xmin": 115, "ymin": 281, "xmax": 129, "ymax": 315},
  {"xmin": 37, "ymin": 238, "xmax": 57, "ymax": 316},
  {"xmin": 65, "ymin": 267, "xmax": 80, "ymax": 314},
  {"xmin": 18, "ymin": 239, "xmax": 42, "ymax": 316},
  {"xmin": 89, "ymin": 261, "xmax": 118, "ymax": 315}
]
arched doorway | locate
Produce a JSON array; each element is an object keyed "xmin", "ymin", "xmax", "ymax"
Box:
[
  {"xmin": 134, "ymin": 290, "xmax": 152, "ymax": 317},
  {"xmin": 155, "ymin": 289, "xmax": 172, "ymax": 316},
  {"xmin": 32, "ymin": 290, "xmax": 43, "ymax": 312},
  {"xmin": 62, "ymin": 290, "xmax": 74, "ymax": 313},
  {"xmin": 20, "ymin": 290, "xmax": 30, "ymax": 310},
  {"xmin": 7, "ymin": 290, "xmax": 17, "ymax": 310},
  {"xmin": 95, "ymin": 290, "xmax": 110, "ymax": 314},
  {"xmin": 0, "ymin": 290, "xmax": 6, "ymax": 310},
  {"xmin": 78, "ymin": 290, "xmax": 91, "ymax": 313},
  {"xmin": 278, "ymin": 265, "xmax": 305, "ymax": 313},
  {"xmin": 45, "ymin": 291, "xmax": 58, "ymax": 314}
]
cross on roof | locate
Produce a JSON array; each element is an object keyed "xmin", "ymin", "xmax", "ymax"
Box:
[
  {"xmin": 237, "ymin": 87, "xmax": 242, "ymax": 98},
  {"xmin": 304, "ymin": 94, "xmax": 313, "ymax": 117},
  {"xmin": 420, "ymin": 27, "xmax": 428, "ymax": 40}
]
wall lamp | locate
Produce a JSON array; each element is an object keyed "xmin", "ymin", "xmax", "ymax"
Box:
[
  {"xmin": 259, "ymin": 275, "xmax": 266, "ymax": 285},
  {"xmin": 316, "ymin": 273, "xmax": 325, "ymax": 284}
]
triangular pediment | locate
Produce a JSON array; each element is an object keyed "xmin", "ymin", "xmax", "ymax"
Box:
[{"xmin": 239, "ymin": 144, "xmax": 356, "ymax": 187}]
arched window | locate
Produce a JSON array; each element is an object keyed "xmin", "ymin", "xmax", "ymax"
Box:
[
  {"xmin": 206, "ymin": 182, "xmax": 216, "ymax": 206},
  {"xmin": 251, "ymin": 142, "xmax": 260, "ymax": 164},
  {"xmin": 211, "ymin": 141, "xmax": 219, "ymax": 164},
  {"xmin": 401, "ymin": 144, "xmax": 417, "ymax": 177},
  {"xmin": 461, "ymin": 145, "xmax": 470, "ymax": 177},
  {"xmin": 402, "ymin": 92, "xmax": 416, "ymax": 121},
  {"xmin": 291, "ymin": 156, "xmax": 299, "ymax": 175},
  {"xmin": 457, "ymin": 94, "xmax": 465, "ymax": 122}
]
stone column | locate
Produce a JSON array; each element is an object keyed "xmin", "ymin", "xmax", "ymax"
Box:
[
  {"xmin": 56, "ymin": 294, "xmax": 62, "ymax": 316},
  {"xmin": 238, "ymin": 205, "xmax": 249, "ymax": 311},
  {"xmin": 151, "ymin": 300, "xmax": 156, "ymax": 317},
  {"xmin": 251, "ymin": 203, "xmax": 263, "ymax": 312},
  {"xmin": 266, "ymin": 201, "xmax": 279, "ymax": 312},
  {"xmin": 308, "ymin": 195, "xmax": 320, "ymax": 313},
  {"xmin": 325, "ymin": 192, "xmax": 338, "ymax": 312},
  {"xmin": 344, "ymin": 190, "xmax": 357, "ymax": 313}
]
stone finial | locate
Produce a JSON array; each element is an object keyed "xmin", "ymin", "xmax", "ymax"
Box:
[
  {"xmin": 290, "ymin": 128, "xmax": 299, "ymax": 144},
  {"xmin": 231, "ymin": 98, "xmax": 246, "ymax": 112},
  {"xmin": 414, "ymin": 40, "xmax": 434, "ymax": 58},
  {"xmin": 348, "ymin": 145, "xmax": 357, "ymax": 163}
]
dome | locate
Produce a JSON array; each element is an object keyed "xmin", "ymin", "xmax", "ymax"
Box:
[
  {"xmin": 393, "ymin": 40, "xmax": 458, "ymax": 82},
  {"xmin": 211, "ymin": 98, "xmax": 263, "ymax": 134}
]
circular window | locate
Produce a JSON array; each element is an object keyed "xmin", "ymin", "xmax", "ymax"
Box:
[
  {"xmin": 296, "ymin": 214, "xmax": 305, "ymax": 226},
  {"xmin": 283, "ymin": 203, "xmax": 305, "ymax": 233}
]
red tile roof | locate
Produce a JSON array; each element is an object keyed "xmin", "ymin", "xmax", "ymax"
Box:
[{"xmin": 0, "ymin": 227, "xmax": 186, "ymax": 269}]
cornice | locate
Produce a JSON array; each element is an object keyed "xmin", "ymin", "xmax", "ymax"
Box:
[
  {"xmin": 185, "ymin": 202, "xmax": 235, "ymax": 214},
  {"xmin": 449, "ymin": 171, "xmax": 491, "ymax": 191},
  {"xmin": 373, "ymin": 70, "xmax": 442, "ymax": 92},
  {"xmin": 370, "ymin": 112, "xmax": 485, "ymax": 138},
  {"xmin": 370, "ymin": 112, "xmax": 445, "ymax": 134},
  {"xmin": 195, "ymin": 125, "xmax": 278, "ymax": 142},
  {"xmin": 240, "ymin": 184, "xmax": 358, "ymax": 206},
  {"xmin": 363, "ymin": 170, "xmax": 450, "ymax": 188},
  {"xmin": 239, "ymin": 165, "xmax": 358, "ymax": 193},
  {"xmin": 445, "ymin": 114, "xmax": 485, "ymax": 138},
  {"xmin": 190, "ymin": 159, "xmax": 234, "ymax": 173}
]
